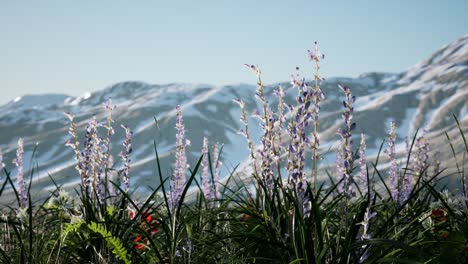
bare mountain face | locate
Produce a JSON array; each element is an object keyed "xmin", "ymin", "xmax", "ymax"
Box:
[{"xmin": 0, "ymin": 35, "xmax": 467, "ymax": 200}]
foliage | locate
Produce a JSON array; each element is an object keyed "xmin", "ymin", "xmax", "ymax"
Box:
[{"xmin": 0, "ymin": 44, "xmax": 467, "ymax": 264}]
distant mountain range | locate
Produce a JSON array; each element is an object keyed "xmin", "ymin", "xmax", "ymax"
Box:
[{"xmin": 0, "ymin": 35, "xmax": 467, "ymax": 200}]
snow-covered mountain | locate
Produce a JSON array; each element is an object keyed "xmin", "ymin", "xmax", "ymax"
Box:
[{"xmin": 0, "ymin": 35, "xmax": 467, "ymax": 199}]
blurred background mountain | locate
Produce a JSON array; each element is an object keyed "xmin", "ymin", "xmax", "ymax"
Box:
[{"xmin": 0, "ymin": 35, "xmax": 466, "ymax": 200}]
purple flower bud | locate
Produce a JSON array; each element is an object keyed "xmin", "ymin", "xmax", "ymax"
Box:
[
  {"xmin": 201, "ymin": 137, "xmax": 215, "ymax": 203},
  {"xmin": 388, "ymin": 122, "xmax": 400, "ymax": 203},
  {"xmin": 359, "ymin": 134, "xmax": 368, "ymax": 195},
  {"xmin": 358, "ymin": 205, "xmax": 376, "ymax": 263},
  {"xmin": 244, "ymin": 64, "xmax": 261, "ymax": 75},
  {"xmin": 13, "ymin": 138, "xmax": 28, "ymax": 208},
  {"xmin": 119, "ymin": 125, "xmax": 133, "ymax": 193},
  {"xmin": 232, "ymin": 98, "xmax": 244, "ymax": 108},
  {"xmin": 212, "ymin": 143, "xmax": 221, "ymax": 201},
  {"xmin": 336, "ymin": 84, "xmax": 357, "ymax": 197},
  {"xmin": 170, "ymin": 105, "xmax": 188, "ymax": 212},
  {"xmin": 307, "ymin": 42, "xmax": 325, "ymax": 62}
]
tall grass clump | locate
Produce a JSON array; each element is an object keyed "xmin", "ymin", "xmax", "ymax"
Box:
[{"xmin": 0, "ymin": 42, "xmax": 467, "ymax": 264}]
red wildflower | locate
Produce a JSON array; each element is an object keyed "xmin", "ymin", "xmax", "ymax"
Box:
[
  {"xmin": 145, "ymin": 213, "xmax": 152, "ymax": 223},
  {"xmin": 134, "ymin": 236, "xmax": 145, "ymax": 250},
  {"xmin": 130, "ymin": 210, "xmax": 160, "ymax": 251},
  {"xmin": 129, "ymin": 211, "xmax": 136, "ymax": 220},
  {"xmin": 431, "ymin": 208, "xmax": 445, "ymax": 217},
  {"xmin": 151, "ymin": 227, "xmax": 159, "ymax": 234},
  {"xmin": 135, "ymin": 244, "xmax": 145, "ymax": 250}
]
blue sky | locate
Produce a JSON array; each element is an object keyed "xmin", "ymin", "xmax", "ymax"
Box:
[{"xmin": 0, "ymin": 0, "xmax": 467, "ymax": 104}]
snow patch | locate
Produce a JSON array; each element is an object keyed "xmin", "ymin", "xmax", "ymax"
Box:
[{"xmin": 396, "ymin": 108, "xmax": 418, "ymax": 138}]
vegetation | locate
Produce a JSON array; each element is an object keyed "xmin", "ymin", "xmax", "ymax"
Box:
[{"xmin": 0, "ymin": 43, "xmax": 467, "ymax": 263}]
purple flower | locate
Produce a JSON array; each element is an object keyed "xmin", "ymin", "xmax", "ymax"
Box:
[
  {"xmin": 359, "ymin": 134, "xmax": 368, "ymax": 195},
  {"xmin": 359, "ymin": 205, "xmax": 377, "ymax": 243},
  {"xmin": 310, "ymin": 47, "xmax": 326, "ymax": 193},
  {"xmin": 170, "ymin": 105, "xmax": 188, "ymax": 212},
  {"xmin": 102, "ymin": 99, "xmax": 116, "ymax": 169},
  {"xmin": 201, "ymin": 137, "xmax": 215, "ymax": 203},
  {"xmin": 387, "ymin": 121, "xmax": 400, "ymax": 202},
  {"xmin": 119, "ymin": 125, "xmax": 133, "ymax": 193},
  {"xmin": 307, "ymin": 41, "xmax": 325, "ymax": 62},
  {"xmin": 78, "ymin": 117, "xmax": 97, "ymax": 192},
  {"xmin": 412, "ymin": 136, "xmax": 430, "ymax": 177},
  {"xmin": 246, "ymin": 64, "xmax": 278, "ymax": 192},
  {"xmin": 286, "ymin": 69, "xmax": 315, "ymax": 213},
  {"xmin": 233, "ymin": 98, "xmax": 255, "ymax": 159},
  {"xmin": 336, "ymin": 84, "xmax": 356, "ymax": 197},
  {"xmin": 87, "ymin": 117, "xmax": 105, "ymax": 202},
  {"xmin": 290, "ymin": 69, "xmax": 308, "ymax": 91},
  {"xmin": 64, "ymin": 112, "xmax": 82, "ymax": 174},
  {"xmin": 358, "ymin": 205, "xmax": 377, "ymax": 263},
  {"xmin": 290, "ymin": 74, "xmax": 306, "ymax": 90},
  {"xmin": 212, "ymin": 143, "xmax": 221, "ymax": 201},
  {"xmin": 103, "ymin": 98, "xmax": 116, "ymax": 112},
  {"xmin": 244, "ymin": 64, "xmax": 261, "ymax": 76},
  {"xmin": 13, "ymin": 138, "xmax": 27, "ymax": 208},
  {"xmin": 273, "ymin": 86, "xmax": 286, "ymax": 160},
  {"xmin": 388, "ymin": 123, "xmax": 413, "ymax": 205},
  {"xmin": 336, "ymin": 139, "xmax": 345, "ymax": 193}
]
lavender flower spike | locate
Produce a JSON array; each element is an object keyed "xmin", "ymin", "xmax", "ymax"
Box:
[
  {"xmin": 412, "ymin": 136, "xmax": 429, "ymax": 178},
  {"xmin": 233, "ymin": 98, "xmax": 255, "ymax": 160},
  {"xmin": 358, "ymin": 205, "xmax": 377, "ymax": 263},
  {"xmin": 359, "ymin": 134, "xmax": 368, "ymax": 195},
  {"xmin": 212, "ymin": 143, "xmax": 222, "ymax": 201},
  {"xmin": 102, "ymin": 99, "xmax": 116, "ymax": 170},
  {"xmin": 336, "ymin": 139, "xmax": 345, "ymax": 193},
  {"xmin": 119, "ymin": 125, "xmax": 133, "ymax": 193},
  {"xmin": 64, "ymin": 112, "xmax": 82, "ymax": 176},
  {"xmin": 307, "ymin": 41, "xmax": 325, "ymax": 62},
  {"xmin": 336, "ymin": 84, "xmax": 356, "ymax": 197},
  {"xmin": 170, "ymin": 105, "xmax": 188, "ymax": 212},
  {"xmin": 201, "ymin": 137, "xmax": 214, "ymax": 203},
  {"xmin": 387, "ymin": 121, "xmax": 399, "ymax": 202},
  {"xmin": 78, "ymin": 116, "xmax": 98, "ymax": 192},
  {"xmin": 13, "ymin": 138, "xmax": 28, "ymax": 208}
]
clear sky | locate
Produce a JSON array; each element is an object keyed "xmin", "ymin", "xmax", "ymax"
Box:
[{"xmin": 0, "ymin": 0, "xmax": 467, "ymax": 105}]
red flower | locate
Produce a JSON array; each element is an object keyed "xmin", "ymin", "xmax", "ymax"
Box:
[
  {"xmin": 145, "ymin": 213, "xmax": 152, "ymax": 223},
  {"xmin": 134, "ymin": 236, "xmax": 145, "ymax": 250},
  {"xmin": 129, "ymin": 210, "xmax": 136, "ymax": 220},
  {"xmin": 431, "ymin": 208, "xmax": 445, "ymax": 217},
  {"xmin": 130, "ymin": 210, "xmax": 160, "ymax": 251},
  {"xmin": 431, "ymin": 208, "xmax": 448, "ymax": 224},
  {"xmin": 135, "ymin": 244, "xmax": 145, "ymax": 250}
]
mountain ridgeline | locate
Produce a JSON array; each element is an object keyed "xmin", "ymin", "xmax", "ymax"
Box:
[{"xmin": 0, "ymin": 35, "xmax": 467, "ymax": 198}]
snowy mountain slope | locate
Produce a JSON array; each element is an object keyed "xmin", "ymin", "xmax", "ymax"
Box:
[{"xmin": 0, "ymin": 35, "xmax": 466, "ymax": 200}]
